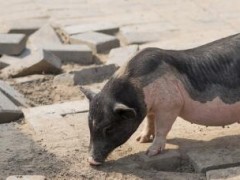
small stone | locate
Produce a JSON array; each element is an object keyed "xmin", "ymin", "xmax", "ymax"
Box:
[
  {"xmin": 0, "ymin": 34, "xmax": 27, "ymax": 55},
  {"xmin": 0, "ymin": 49, "xmax": 62, "ymax": 78},
  {"xmin": 70, "ymin": 32, "xmax": 120, "ymax": 53},
  {"xmin": 139, "ymin": 150, "xmax": 182, "ymax": 171},
  {"xmin": 0, "ymin": 91, "xmax": 23, "ymax": 124},
  {"xmin": 44, "ymin": 44, "xmax": 93, "ymax": 64},
  {"xmin": 6, "ymin": 175, "xmax": 46, "ymax": 180},
  {"xmin": 53, "ymin": 64, "xmax": 117, "ymax": 85},
  {"xmin": 107, "ymin": 45, "xmax": 139, "ymax": 67},
  {"xmin": 206, "ymin": 166, "xmax": 240, "ymax": 180}
]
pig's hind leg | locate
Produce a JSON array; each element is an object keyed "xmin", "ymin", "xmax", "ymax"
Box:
[{"xmin": 136, "ymin": 112, "xmax": 155, "ymax": 143}]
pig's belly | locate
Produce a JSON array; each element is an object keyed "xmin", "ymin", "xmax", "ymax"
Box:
[{"xmin": 180, "ymin": 96, "xmax": 240, "ymax": 126}]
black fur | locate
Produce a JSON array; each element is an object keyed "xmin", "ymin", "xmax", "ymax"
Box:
[
  {"xmin": 88, "ymin": 78, "xmax": 147, "ymax": 162},
  {"xmin": 125, "ymin": 33, "xmax": 240, "ymax": 104}
]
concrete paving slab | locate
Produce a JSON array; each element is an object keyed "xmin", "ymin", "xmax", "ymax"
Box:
[
  {"xmin": 0, "ymin": 80, "xmax": 28, "ymax": 107},
  {"xmin": 6, "ymin": 18, "xmax": 48, "ymax": 36},
  {"xmin": 107, "ymin": 45, "xmax": 138, "ymax": 67},
  {"xmin": 0, "ymin": 49, "xmax": 62, "ymax": 78},
  {"xmin": 53, "ymin": 64, "xmax": 117, "ymax": 85},
  {"xmin": 0, "ymin": 91, "xmax": 23, "ymax": 124},
  {"xmin": 60, "ymin": 22, "xmax": 119, "ymax": 41},
  {"xmin": 187, "ymin": 145, "xmax": 240, "ymax": 173},
  {"xmin": 0, "ymin": 34, "xmax": 27, "ymax": 55},
  {"xmin": 44, "ymin": 44, "xmax": 93, "ymax": 64},
  {"xmin": 23, "ymin": 99, "xmax": 88, "ymax": 119},
  {"xmin": 70, "ymin": 32, "xmax": 120, "ymax": 53},
  {"xmin": 206, "ymin": 166, "xmax": 240, "ymax": 180},
  {"xmin": 28, "ymin": 24, "xmax": 61, "ymax": 49},
  {"xmin": 140, "ymin": 150, "xmax": 182, "ymax": 171}
]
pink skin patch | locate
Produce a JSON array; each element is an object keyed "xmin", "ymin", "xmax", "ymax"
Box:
[{"xmin": 140, "ymin": 73, "xmax": 240, "ymax": 156}]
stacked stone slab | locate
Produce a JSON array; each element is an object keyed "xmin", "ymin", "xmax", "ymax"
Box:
[
  {"xmin": 70, "ymin": 32, "xmax": 120, "ymax": 53},
  {"xmin": 0, "ymin": 80, "xmax": 27, "ymax": 123},
  {"xmin": 44, "ymin": 44, "xmax": 93, "ymax": 64},
  {"xmin": 5, "ymin": 18, "xmax": 48, "ymax": 36},
  {"xmin": 53, "ymin": 64, "xmax": 117, "ymax": 85},
  {"xmin": 0, "ymin": 34, "xmax": 27, "ymax": 55},
  {"xmin": 0, "ymin": 49, "xmax": 62, "ymax": 78},
  {"xmin": 59, "ymin": 22, "xmax": 119, "ymax": 43}
]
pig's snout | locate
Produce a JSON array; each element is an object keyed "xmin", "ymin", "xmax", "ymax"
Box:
[{"xmin": 88, "ymin": 156, "xmax": 103, "ymax": 166}]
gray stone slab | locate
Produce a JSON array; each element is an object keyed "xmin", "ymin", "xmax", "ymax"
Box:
[
  {"xmin": 0, "ymin": 91, "xmax": 23, "ymax": 124},
  {"xmin": 187, "ymin": 145, "xmax": 240, "ymax": 173},
  {"xmin": 120, "ymin": 32, "xmax": 161, "ymax": 45},
  {"xmin": 44, "ymin": 44, "xmax": 93, "ymax": 64},
  {"xmin": 139, "ymin": 150, "xmax": 182, "ymax": 171},
  {"xmin": 0, "ymin": 34, "xmax": 27, "ymax": 55},
  {"xmin": 6, "ymin": 18, "xmax": 48, "ymax": 36},
  {"xmin": 60, "ymin": 22, "xmax": 119, "ymax": 42},
  {"xmin": 6, "ymin": 175, "xmax": 46, "ymax": 180},
  {"xmin": 53, "ymin": 64, "xmax": 117, "ymax": 85},
  {"xmin": 119, "ymin": 22, "xmax": 177, "ymax": 45},
  {"xmin": 206, "ymin": 166, "xmax": 240, "ymax": 180},
  {"xmin": 107, "ymin": 45, "xmax": 138, "ymax": 67},
  {"xmin": 0, "ymin": 49, "xmax": 31, "ymax": 70},
  {"xmin": 0, "ymin": 49, "xmax": 62, "ymax": 78},
  {"xmin": 0, "ymin": 80, "xmax": 28, "ymax": 107},
  {"xmin": 23, "ymin": 100, "xmax": 89, "ymax": 133},
  {"xmin": 70, "ymin": 32, "xmax": 120, "ymax": 53},
  {"xmin": 155, "ymin": 171, "xmax": 206, "ymax": 180},
  {"xmin": 28, "ymin": 24, "xmax": 61, "ymax": 49}
]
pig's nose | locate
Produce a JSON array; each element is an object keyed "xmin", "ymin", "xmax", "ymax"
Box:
[{"xmin": 88, "ymin": 156, "xmax": 102, "ymax": 166}]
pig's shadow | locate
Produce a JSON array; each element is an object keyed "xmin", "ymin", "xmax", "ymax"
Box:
[{"xmin": 94, "ymin": 134, "xmax": 240, "ymax": 179}]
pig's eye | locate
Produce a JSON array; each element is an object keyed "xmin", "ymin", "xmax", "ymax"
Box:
[{"xmin": 103, "ymin": 125, "xmax": 114, "ymax": 136}]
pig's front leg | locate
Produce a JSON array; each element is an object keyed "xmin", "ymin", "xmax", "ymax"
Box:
[
  {"xmin": 136, "ymin": 113, "xmax": 155, "ymax": 143},
  {"xmin": 146, "ymin": 110, "xmax": 179, "ymax": 156}
]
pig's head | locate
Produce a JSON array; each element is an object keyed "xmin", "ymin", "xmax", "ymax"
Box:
[{"xmin": 80, "ymin": 79, "xmax": 147, "ymax": 166}]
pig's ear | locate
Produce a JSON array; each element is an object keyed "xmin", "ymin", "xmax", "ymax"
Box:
[
  {"xmin": 79, "ymin": 86, "xmax": 96, "ymax": 101},
  {"xmin": 114, "ymin": 103, "xmax": 136, "ymax": 120}
]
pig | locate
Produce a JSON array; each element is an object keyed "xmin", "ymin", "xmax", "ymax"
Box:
[{"xmin": 80, "ymin": 33, "xmax": 240, "ymax": 166}]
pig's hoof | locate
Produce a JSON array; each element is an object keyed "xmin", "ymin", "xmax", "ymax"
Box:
[
  {"xmin": 146, "ymin": 148, "xmax": 162, "ymax": 156},
  {"xmin": 136, "ymin": 134, "xmax": 153, "ymax": 143},
  {"xmin": 146, "ymin": 142, "xmax": 165, "ymax": 156}
]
